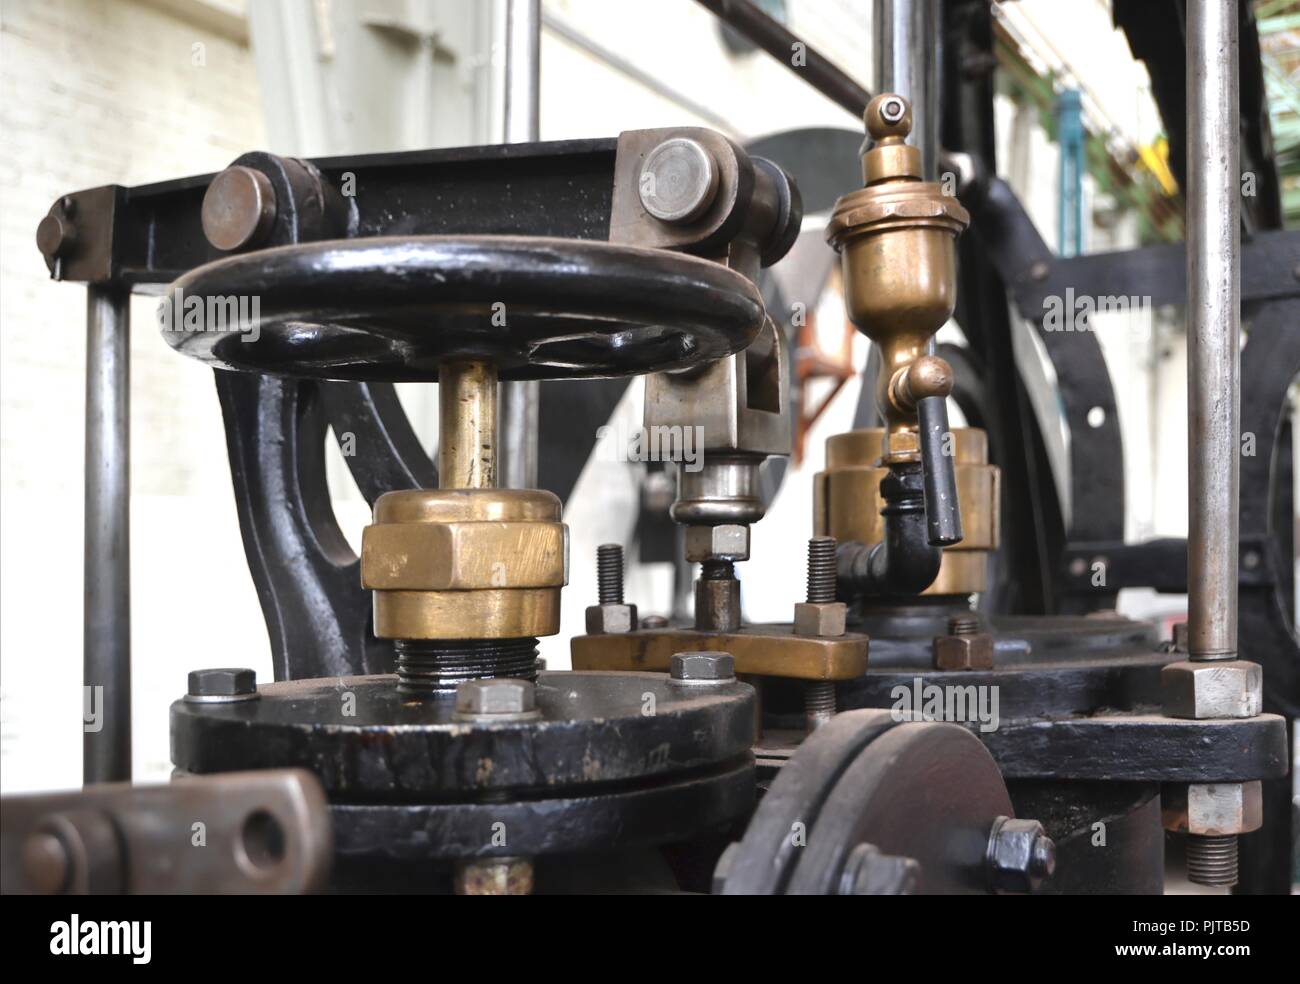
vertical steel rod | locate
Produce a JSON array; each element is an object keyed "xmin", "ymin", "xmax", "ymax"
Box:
[
  {"xmin": 84, "ymin": 285, "xmax": 131, "ymax": 784},
  {"xmin": 873, "ymin": 0, "xmax": 937, "ymax": 180},
  {"xmin": 498, "ymin": 0, "xmax": 541, "ymax": 489},
  {"xmin": 1186, "ymin": 0, "xmax": 1240, "ymax": 662}
]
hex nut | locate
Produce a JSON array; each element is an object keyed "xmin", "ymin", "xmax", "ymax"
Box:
[
  {"xmin": 684, "ymin": 524, "xmax": 750, "ymax": 562},
  {"xmin": 1160, "ymin": 659, "xmax": 1262, "ymax": 719},
  {"xmin": 793, "ymin": 601, "xmax": 847, "ymax": 638},
  {"xmin": 932, "ymin": 633, "xmax": 994, "ymax": 671},
  {"xmin": 1162, "ymin": 781, "xmax": 1264, "ymax": 835},
  {"xmin": 362, "ymin": 521, "xmax": 567, "ymax": 590},
  {"xmin": 838, "ymin": 843, "xmax": 920, "ymax": 896},
  {"xmin": 453, "ymin": 679, "xmax": 539, "ymax": 720},
  {"xmin": 585, "ymin": 603, "xmax": 638, "ymax": 634},
  {"xmin": 670, "ymin": 651, "xmax": 735, "ymax": 683},
  {"xmin": 186, "ymin": 667, "xmax": 258, "ymax": 701},
  {"xmin": 986, "ymin": 817, "xmax": 1055, "ymax": 894}
]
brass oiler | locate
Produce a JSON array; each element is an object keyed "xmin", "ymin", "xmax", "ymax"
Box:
[{"xmin": 825, "ymin": 93, "xmax": 969, "ymax": 463}]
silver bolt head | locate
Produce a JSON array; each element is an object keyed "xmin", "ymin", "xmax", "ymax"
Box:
[
  {"xmin": 1163, "ymin": 781, "xmax": 1264, "ymax": 836},
  {"xmin": 585, "ymin": 603, "xmax": 638, "ymax": 634},
  {"xmin": 187, "ymin": 667, "xmax": 257, "ymax": 698},
  {"xmin": 987, "ymin": 817, "xmax": 1055, "ymax": 894},
  {"xmin": 638, "ymin": 138, "xmax": 719, "ymax": 224},
  {"xmin": 1160, "ymin": 659, "xmax": 1262, "ymax": 719},
  {"xmin": 879, "ymin": 97, "xmax": 906, "ymax": 124},
  {"xmin": 670, "ymin": 651, "xmax": 735, "ymax": 683},
  {"xmin": 454, "ymin": 678, "xmax": 537, "ymax": 718},
  {"xmin": 684, "ymin": 523, "xmax": 750, "ymax": 562}
]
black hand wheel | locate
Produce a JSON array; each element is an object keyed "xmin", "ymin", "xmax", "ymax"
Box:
[{"xmin": 162, "ymin": 235, "xmax": 765, "ymax": 381}]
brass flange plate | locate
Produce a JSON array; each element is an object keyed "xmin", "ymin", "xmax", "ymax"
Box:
[{"xmin": 571, "ymin": 624, "xmax": 868, "ymax": 681}]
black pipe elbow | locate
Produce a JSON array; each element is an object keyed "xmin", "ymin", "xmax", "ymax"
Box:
[{"xmin": 837, "ymin": 461, "xmax": 942, "ymax": 598}]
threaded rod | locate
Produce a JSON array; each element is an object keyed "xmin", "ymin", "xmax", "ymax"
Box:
[
  {"xmin": 597, "ymin": 543, "xmax": 624, "ymax": 604},
  {"xmin": 806, "ymin": 536, "xmax": 837, "ymax": 603},
  {"xmin": 1186, "ymin": 834, "xmax": 1238, "ymax": 887}
]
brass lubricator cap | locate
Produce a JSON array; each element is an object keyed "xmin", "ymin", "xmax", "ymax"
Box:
[
  {"xmin": 826, "ymin": 94, "xmax": 970, "ymax": 460},
  {"xmin": 361, "ymin": 488, "xmax": 567, "ymax": 640},
  {"xmin": 814, "ymin": 428, "xmax": 1000, "ymax": 596}
]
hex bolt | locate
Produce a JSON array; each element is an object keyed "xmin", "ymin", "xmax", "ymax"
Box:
[
  {"xmin": 453, "ymin": 678, "xmax": 540, "ymax": 721},
  {"xmin": 185, "ymin": 667, "xmax": 259, "ymax": 703},
  {"xmin": 638, "ymin": 137, "xmax": 720, "ymax": 224},
  {"xmin": 597, "ymin": 543, "xmax": 624, "ymax": 604},
  {"xmin": 670, "ymin": 651, "xmax": 735, "ymax": 684},
  {"xmin": 838, "ymin": 843, "xmax": 921, "ymax": 895},
  {"xmin": 803, "ymin": 537, "xmax": 838, "ymax": 730},
  {"xmin": 878, "ymin": 96, "xmax": 906, "ymax": 125},
  {"xmin": 986, "ymin": 816, "xmax": 1056, "ymax": 894},
  {"xmin": 201, "ymin": 165, "xmax": 278, "ymax": 252}
]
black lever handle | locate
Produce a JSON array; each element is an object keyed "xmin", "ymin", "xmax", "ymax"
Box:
[{"xmin": 917, "ymin": 395, "xmax": 964, "ymax": 547}]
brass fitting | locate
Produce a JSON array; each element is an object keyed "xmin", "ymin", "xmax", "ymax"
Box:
[
  {"xmin": 360, "ymin": 356, "xmax": 568, "ymax": 643},
  {"xmin": 362, "ymin": 487, "xmax": 566, "ymax": 640},
  {"xmin": 814, "ymin": 428, "xmax": 999, "ymax": 596},
  {"xmin": 825, "ymin": 94, "xmax": 969, "ymax": 463}
]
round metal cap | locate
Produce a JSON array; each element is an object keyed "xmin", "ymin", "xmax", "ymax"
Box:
[{"xmin": 639, "ymin": 138, "xmax": 720, "ymax": 224}]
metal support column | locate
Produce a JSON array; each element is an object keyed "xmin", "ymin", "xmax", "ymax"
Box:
[
  {"xmin": 498, "ymin": 0, "xmax": 541, "ymax": 489},
  {"xmin": 84, "ymin": 285, "xmax": 131, "ymax": 784},
  {"xmin": 1186, "ymin": 0, "xmax": 1240, "ymax": 663}
]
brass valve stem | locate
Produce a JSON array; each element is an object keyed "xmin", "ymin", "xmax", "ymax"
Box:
[{"xmin": 438, "ymin": 359, "xmax": 498, "ymax": 490}]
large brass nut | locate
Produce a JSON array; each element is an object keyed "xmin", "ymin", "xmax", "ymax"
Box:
[
  {"xmin": 361, "ymin": 522, "xmax": 566, "ymax": 590},
  {"xmin": 933, "ymin": 633, "xmax": 994, "ymax": 671},
  {"xmin": 1160, "ymin": 660, "xmax": 1262, "ymax": 719},
  {"xmin": 793, "ymin": 602, "xmax": 847, "ymax": 638},
  {"xmin": 1162, "ymin": 782, "xmax": 1264, "ymax": 836},
  {"xmin": 363, "ymin": 488, "xmax": 567, "ymax": 641}
]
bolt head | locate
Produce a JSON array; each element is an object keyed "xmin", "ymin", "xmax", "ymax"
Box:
[
  {"xmin": 36, "ymin": 212, "xmax": 76, "ymax": 260},
  {"xmin": 684, "ymin": 524, "xmax": 750, "ymax": 562},
  {"xmin": 670, "ymin": 651, "xmax": 735, "ymax": 683},
  {"xmin": 987, "ymin": 817, "xmax": 1055, "ymax": 894},
  {"xmin": 793, "ymin": 601, "xmax": 847, "ymax": 638},
  {"xmin": 638, "ymin": 137, "xmax": 719, "ymax": 224},
  {"xmin": 839, "ymin": 843, "xmax": 920, "ymax": 895},
  {"xmin": 865, "ymin": 93, "xmax": 912, "ymax": 139},
  {"xmin": 1160, "ymin": 659, "xmax": 1262, "ymax": 719},
  {"xmin": 585, "ymin": 603, "xmax": 638, "ymax": 634},
  {"xmin": 933, "ymin": 632, "xmax": 994, "ymax": 671},
  {"xmin": 202, "ymin": 165, "xmax": 277, "ymax": 251},
  {"xmin": 454, "ymin": 678, "xmax": 537, "ymax": 718},
  {"xmin": 1163, "ymin": 781, "xmax": 1264, "ymax": 836},
  {"xmin": 187, "ymin": 667, "xmax": 257, "ymax": 699}
]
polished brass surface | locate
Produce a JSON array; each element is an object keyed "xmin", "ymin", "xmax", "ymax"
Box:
[
  {"xmin": 825, "ymin": 94, "xmax": 969, "ymax": 464},
  {"xmin": 438, "ymin": 359, "xmax": 497, "ymax": 490},
  {"xmin": 814, "ymin": 427, "xmax": 999, "ymax": 595},
  {"xmin": 570, "ymin": 624, "xmax": 868, "ymax": 681},
  {"xmin": 363, "ymin": 488, "xmax": 566, "ymax": 640}
]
